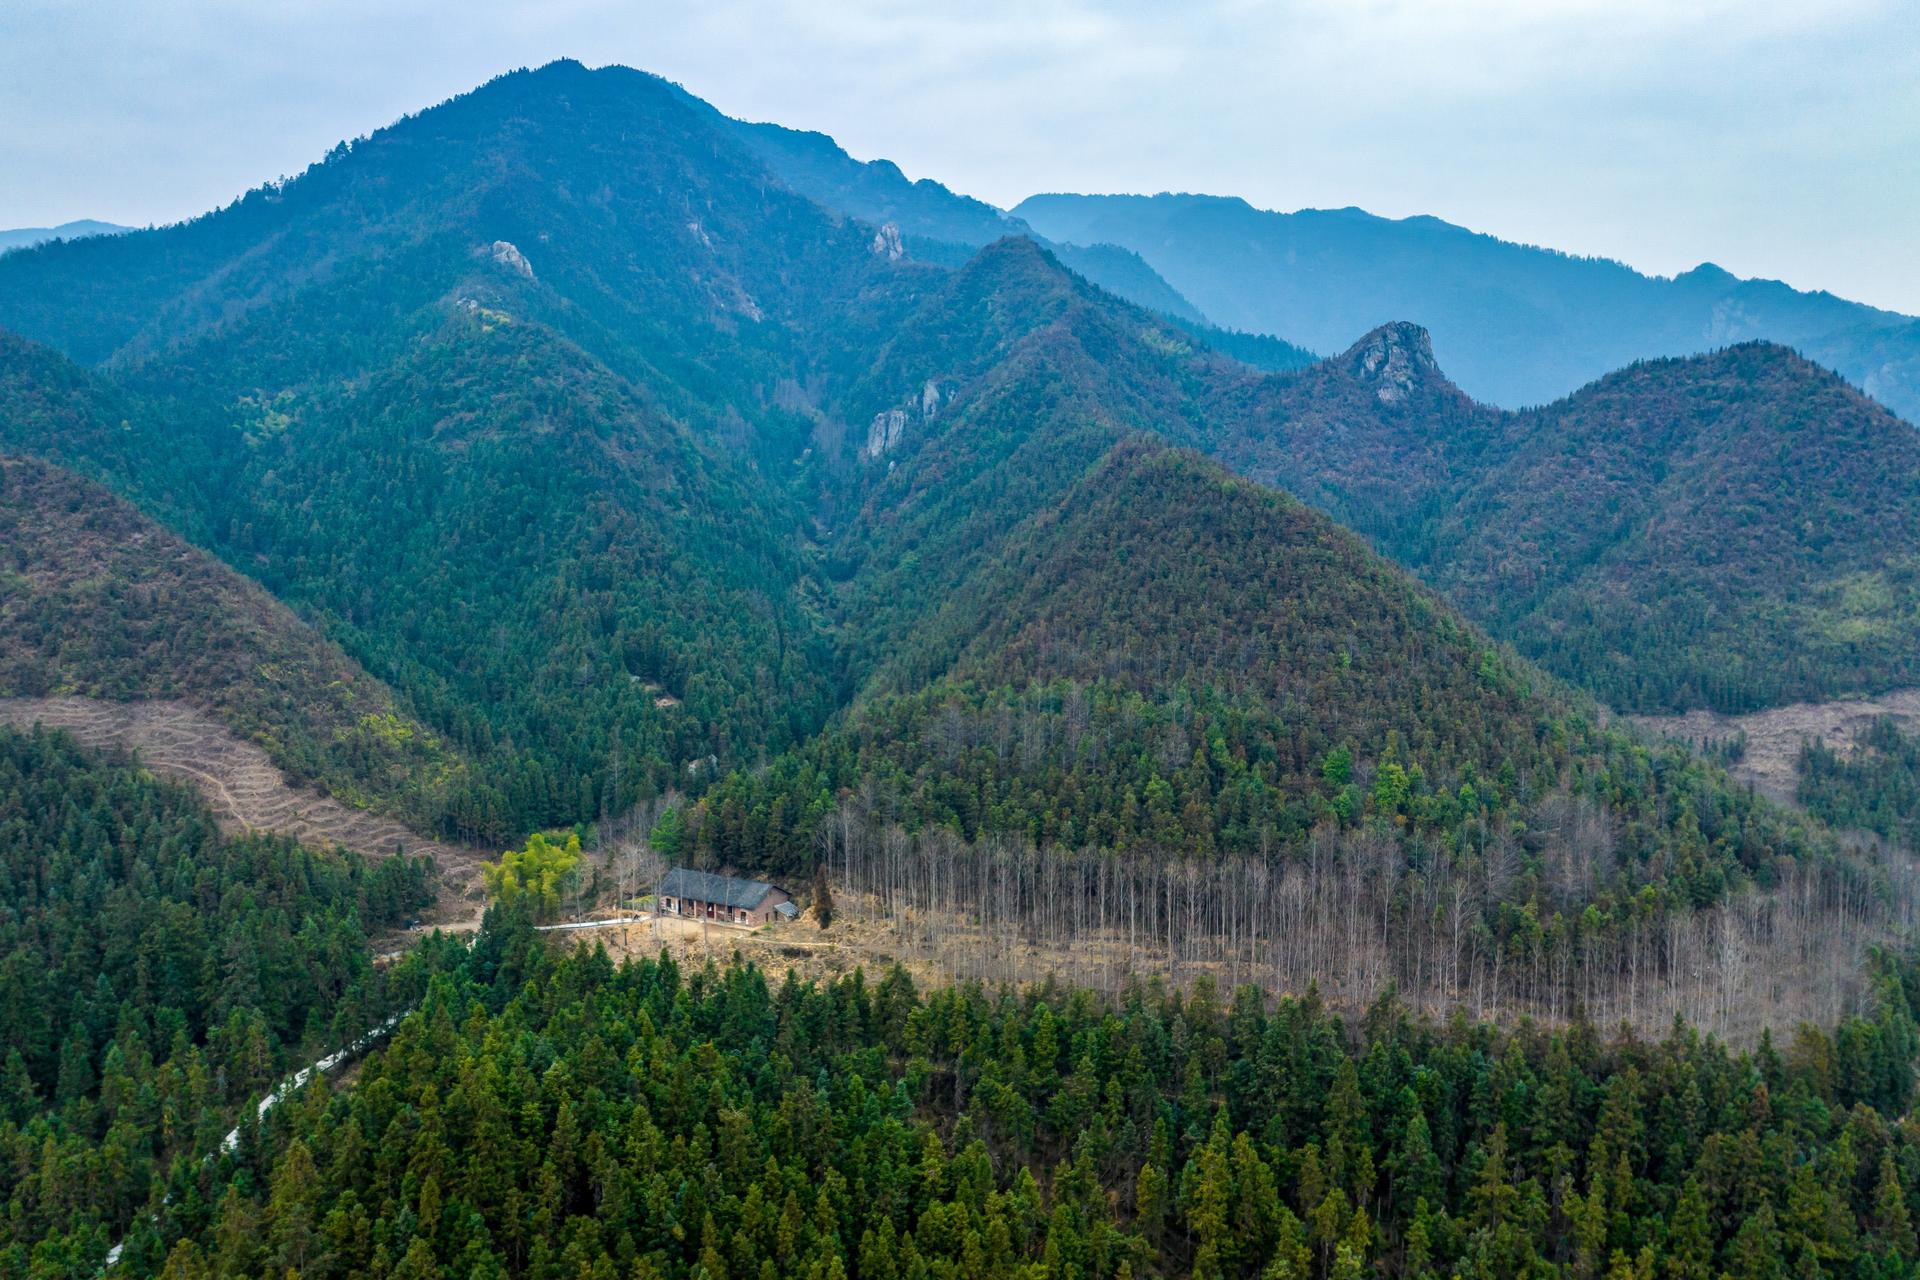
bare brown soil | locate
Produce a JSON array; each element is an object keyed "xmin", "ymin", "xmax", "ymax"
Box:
[
  {"xmin": 579, "ymin": 896, "xmax": 1878, "ymax": 1044},
  {"xmin": 1633, "ymin": 687, "xmax": 1920, "ymax": 805},
  {"xmin": 576, "ymin": 904, "xmax": 944, "ymax": 991},
  {"xmin": 0, "ymin": 695, "xmax": 489, "ymax": 925}
]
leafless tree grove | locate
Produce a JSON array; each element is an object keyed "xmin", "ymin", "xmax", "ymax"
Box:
[{"xmin": 818, "ymin": 795, "xmax": 1920, "ymax": 1042}]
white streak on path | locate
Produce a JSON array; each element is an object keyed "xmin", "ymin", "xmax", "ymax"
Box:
[
  {"xmin": 220, "ymin": 1013, "xmax": 405, "ymax": 1153},
  {"xmin": 100, "ymin": 924, "xmax": 625, "ymax": 1271},
  {"xmin": 536, "ymin": 914, "xmax": 650, "ymax": 933},
  {"xmin": 102, "ymin": 1012, "xmax": 407, "ymax": 1272}
]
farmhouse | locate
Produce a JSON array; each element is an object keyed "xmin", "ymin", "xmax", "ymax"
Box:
[{"xmin": 657, "ymin": 868, "xmax": 792, "ymax": 926}]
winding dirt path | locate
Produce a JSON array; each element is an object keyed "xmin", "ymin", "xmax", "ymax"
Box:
[{"xmin": 0, "ymin": 696, "xmax": 488, "ymax": 916}]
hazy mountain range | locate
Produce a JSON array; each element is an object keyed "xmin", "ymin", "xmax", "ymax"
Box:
[
  {"xmin": 1015, "ymin": 192, "xmax": 1920, "ymax": 420},
  {"xmin": 0, "ymin": 218, "xmax": 128, "ymax": 254}
]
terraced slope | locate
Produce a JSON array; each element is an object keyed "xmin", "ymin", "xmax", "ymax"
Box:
[
  {"xmin": 0, "ymin": 697, "xmax": 484, "ymax": 899},
  {"xmin": 0, "ymin": 454, "xmax": 467, "ymax": 830}
]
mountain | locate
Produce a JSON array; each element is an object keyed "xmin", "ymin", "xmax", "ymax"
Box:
[
  {"xmin": 1014, "ymin": 192, "xmax": 1920, "ymax": 421},
  {"xmin": 0, "ymin": 60, "xmax": 916, "ymax": 842},
  {"xmin": 681, "ymin": 90, "xmax": 1278, "ymax": 340},
  {"xmin": 688, "ymin": 240, "xmax": 1827, "ymax": 953},
  {"xmin": 0, "ymin": 218, "xmax": 128, "ymax": 254},
  {"xmin": 1193, "ymin": 321, "xmax": 1920, "ymax": 714},
  {"xmin": 0, "ymin": 69, "xmax": 1304, "ymax": 853},
  {"xmin": 683, "ymin": 103, "xmax": 1026, "ymax": 252},
  {"xmin": 0, "ymin": 58, "xmax": 1902, "ymax": 854},
  {"xmin": 1422, "ymin": 344, "xmax": 1920, "ymax": 712},
  {"xmin": 4, "ymin": 56, "xmax": 1918, "ymax": 1280}
]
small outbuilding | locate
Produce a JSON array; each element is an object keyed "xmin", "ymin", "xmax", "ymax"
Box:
[{"xmin": 657, "ymin": 868, "xmax": 792, "ymax": 926}]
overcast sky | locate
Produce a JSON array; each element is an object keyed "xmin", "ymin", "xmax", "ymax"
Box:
[{"xmin": 4, "ymin": 0, "xmax": 1917, "ymax": 312}]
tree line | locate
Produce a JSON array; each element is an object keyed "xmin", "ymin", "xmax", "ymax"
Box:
[{"xmin": 814, "ymin": 803, "xmax": 1914, "ymax": 1042}]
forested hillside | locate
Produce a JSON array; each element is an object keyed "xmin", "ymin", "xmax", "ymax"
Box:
[
  {"xmin": 667, "ymin": 232, "xmax": 1872, "ymax": 1030},
  {"xmin": 0, "ymin": 726, "xmax": 431, "ymax": 1274},
  {"xmin": 1800, "ymin": 718, "xmax": 1920, "ymax": 851},
  {"xmin": 0, "ymin": 60, "xmax": 921, "ymax": 845},
  {"xmin": 0, "ymin": 455, "xmax": 462, "ymax": 822},
  {"xmin": 1198, "ymin": 329, "xmax": 1920, "ymax": 715},
  {"xmin": 108, "ymin": 917, "xmax": 1920, "ymax": 1280},
  {"xmin": 2, "ymin": 55, "xmax": 1920, "ymax": 1280},
  {"xmin": 0, "ymin": 59, "xmax": 1906, "ymax": 866},
  {"xmin": 1422, "ymin": 346, "xmax": 1920, "ymax": 713},
  {"xmin": 0, "ymin": 331, "xmax": 228, "ymax": 537},
  {"xmin": 694, "ymin": 432, "xmax": 1863, "ymax": 1029}
]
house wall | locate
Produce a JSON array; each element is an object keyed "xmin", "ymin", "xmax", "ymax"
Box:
[
  {"xmin": 661, "ymin": 884, "xmax": 792, "ymax": 925},
  {"xmin": 747, "ymin": 887, "xmax": 793, "ymax": 926}
]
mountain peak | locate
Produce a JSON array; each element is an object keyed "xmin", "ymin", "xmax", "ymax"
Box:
[
  {"xmin": 1675, "ymin": 261, "xmax": 1737, "ymax": 287},
  {"xmin": 974, "ymin": 233, "xmax": 1054, "ymax": 264},
  {"xmin": 1339, "ymin": 321, "xmax": 1437, "ymax": 403},
  {"xmin": 945, "ymin": 234, "xmax": 1079, "ymax": 298}
]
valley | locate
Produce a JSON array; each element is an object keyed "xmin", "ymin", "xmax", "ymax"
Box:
[{"xmin": 1, "ymin": 53, "xmax": 1917, "ymax": 1280}]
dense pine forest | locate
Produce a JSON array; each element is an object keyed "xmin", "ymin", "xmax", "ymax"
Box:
[
  {"xmin": 1800, "ymin": 721, "xmax": 1920, "ymax": 852},
  {"xmin": 94, "ymin": 916, "xmax": 1920, "ymax": 1280},
  {"xmin": 0, "ymin": 727, "xmax": 431, "ymax": 1275}
]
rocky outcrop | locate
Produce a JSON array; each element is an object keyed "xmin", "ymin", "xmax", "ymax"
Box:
[
  {"xmin": 859, "ymin": 378, "xmax": 947, "ymax": 461},
  {"xmin": 1342, "ymin": 322, "xmax": 1435, "ymax": 404},
  {"xmin": 490, "ymin": 240, "xmax": 535, "ymax": 279},
  {"xmin": 860, "ymin": 378, "xmax": 948, "ymax": 462},
  {"xmin": 871, "ymin": 222, "xmax": 905, "ymax": 261},
  {"xmin": 864, "ymin": 408, "xmax": 909, "ymax": 459}
]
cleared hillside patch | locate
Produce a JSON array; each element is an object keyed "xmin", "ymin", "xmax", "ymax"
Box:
[
  {"xmin": 1633, "ymin": 686, "xmax": 1920, "ymax": 805},
  {"xmin": 0, "ymin": 696, "xmax": 486, "ymax": 909}
]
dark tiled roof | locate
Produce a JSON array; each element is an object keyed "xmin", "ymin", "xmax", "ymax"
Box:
[
  {"xmin": 659, "ymin": 867, "xmax": 779, "ymax": 910},
  {"xmin": 774, "ymin": 901, "xmax": 800, "ymax": 919}
]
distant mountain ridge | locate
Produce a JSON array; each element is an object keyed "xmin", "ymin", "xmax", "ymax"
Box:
[
  {"xmin": 678, "ymin": 87, "xmax": 1310, "ymax": 360},
  {"xmin": 1014, "ymin": 192, "xmax": 1920, "ymax": 421},
  {"xmin": 0, "ymin": 219, "xmax": 129, "ymax": 254}
]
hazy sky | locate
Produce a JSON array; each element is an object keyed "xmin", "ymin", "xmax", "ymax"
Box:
[{"xmin": 4, "ymin": 0, "xmax": 1918, "ymax": 311}]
